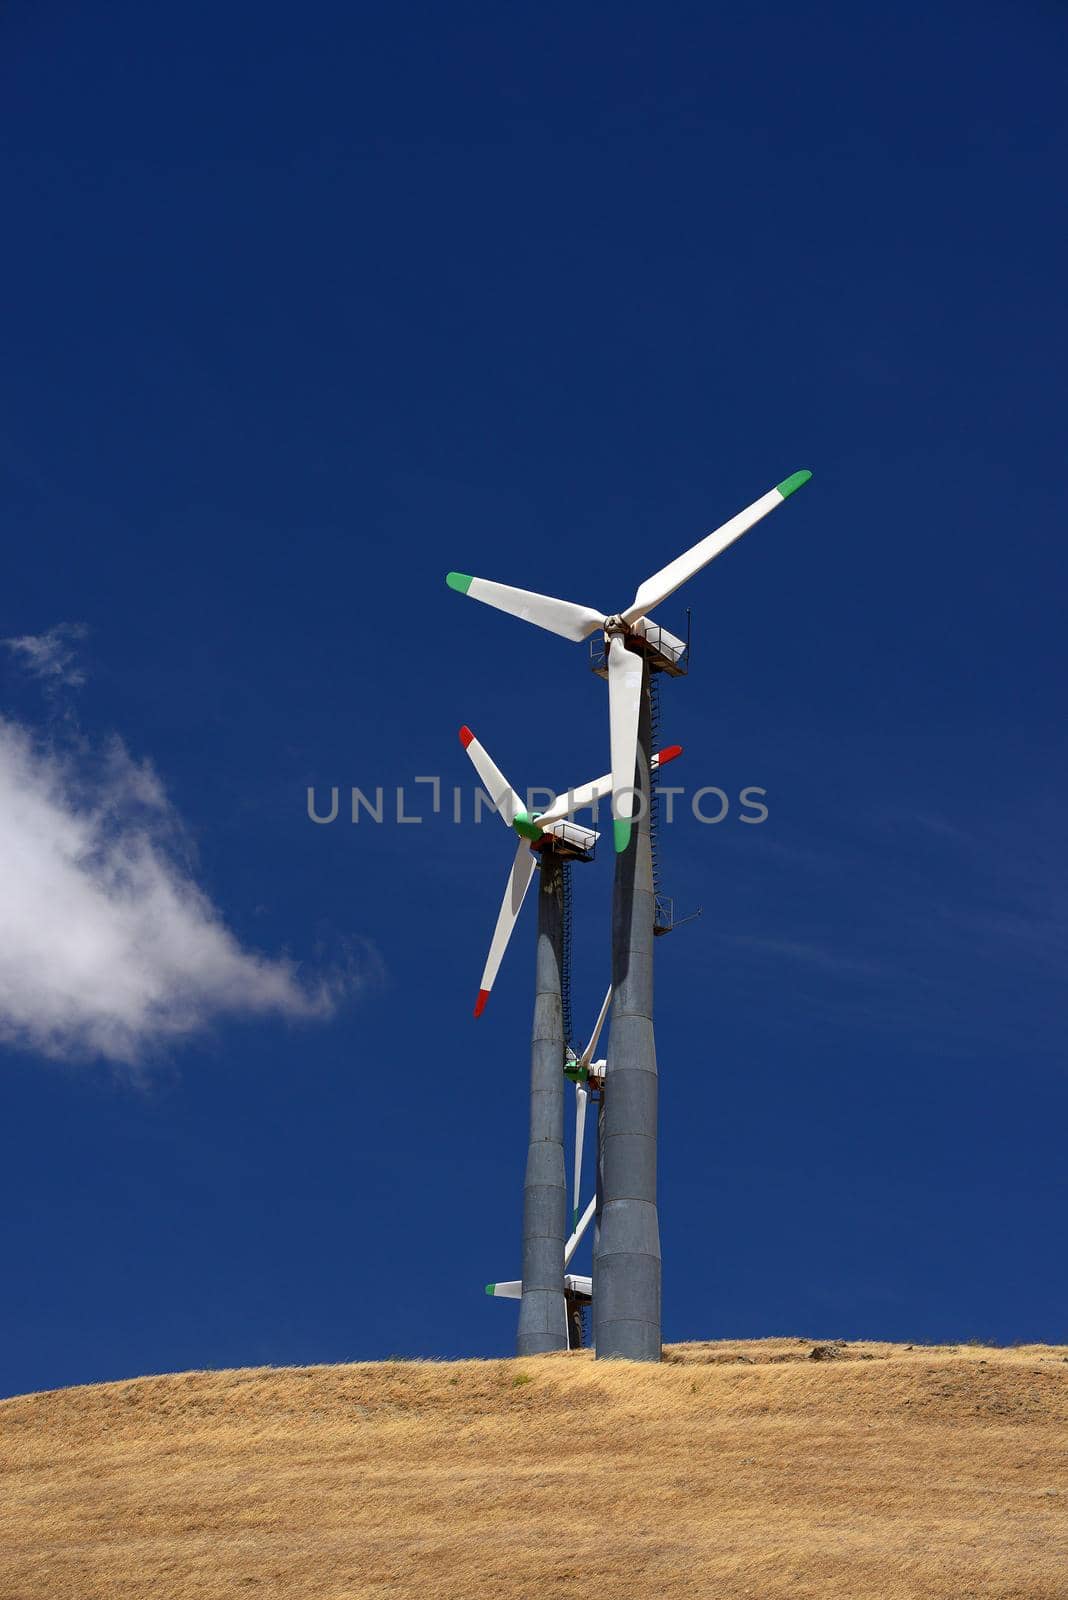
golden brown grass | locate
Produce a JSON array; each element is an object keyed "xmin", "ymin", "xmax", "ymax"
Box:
[{"xmin": 2, "ymin": 1338, "xmax": 1067, "ymax": 1599}]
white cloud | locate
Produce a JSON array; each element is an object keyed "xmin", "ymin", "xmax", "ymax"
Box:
[
  {"xmin": 0, "ymin": 715, "xmax": 346, "ymax": 1065},
  {"xmin": 2, "ymin": 622, "xmax": 88, "ymax": 689}
]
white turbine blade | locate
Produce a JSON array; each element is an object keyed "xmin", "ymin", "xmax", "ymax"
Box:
[
  {"xmin": 536, "ymin": 744, "xmax": 684, "ymax": 827},
  {"xmin": 572, "ymin": 1084, "xmax": 587, "ymax": 1228},
  {"xmin": 607, "ymin": 634, "xmax": 643, "ymax": 853},
  {"xmin": 474, "ymin": 842, "xmax": 536, "ymax": 1017},
  {"xmin": 622, "ymin": 471, "xmax": 812, "ymax": 623},
  {"xmin": 535, "ymin": 773, "xmax": 613, "ymax": 827},
  {"xmin": 459, "ymin": 725, "xmax": 524, "ymax": 828},
  {"xmin": 579, "ymin": 985, "xmax": 613, "ymax": 1069},
  {"xmin": 485, "ymin": 1280, "xmax": 522, "ymax": 1299},
  {"xmin": 446, "ymin": 573, "xmax": 604, "ymax": 643},
  {"xmin": 564, "ymin": 1196, "xmax": 597, "ymax": 1266}
]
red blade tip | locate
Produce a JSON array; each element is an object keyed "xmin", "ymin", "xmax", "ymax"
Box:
[
  {"xmin": 459, "ymin": 725, "xmax": 475, "ymax": 749},
  {"xmin": 658, "ymin": 744, "xmax": 683, "ymax": 766},
  {"xmin": 473, "ymin": 989, "xmax": 490, "ymax": 1018}
]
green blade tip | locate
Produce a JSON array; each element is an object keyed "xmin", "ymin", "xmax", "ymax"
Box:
[
  {"xmin": 484, "ymin": 1283, "xmax": 496, "ymax": 1296},
  {"xmin": 776, "ymin": 469, "xmax": 812, "ymax": 500},
  {"xmin": 613, "ymin": 818, "xmax": 632, "ymax": 853},
  {"xmin": 446, "ymin": 571, "xmax": 474, "ymax": 594}
]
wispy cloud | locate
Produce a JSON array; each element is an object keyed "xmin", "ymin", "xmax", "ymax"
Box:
[
  {"xmin": 2, "ymin": 622, "xmax": 88, "ymax": 690},
  {"xmin": 0, "ymin": 714, "xmax": 354, "ymax": 1066}
]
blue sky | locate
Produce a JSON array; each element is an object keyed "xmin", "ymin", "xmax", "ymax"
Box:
[{"xmin": 1, "ymin": 1, "xmax": 1066, "ymax": 1397}]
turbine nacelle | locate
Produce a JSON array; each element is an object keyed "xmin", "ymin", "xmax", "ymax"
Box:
[
  {"xmin": 564, "ymin": 1055, "xmax": 606, "ymax": 1088},
  {"xmin": 510, "ymin": 810, "xmax": 598, "ymax": 858}
]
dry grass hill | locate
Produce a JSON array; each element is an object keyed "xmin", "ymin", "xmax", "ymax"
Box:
[{"xmin": 2, "ymin": 1338, "xmax": 1067, "ymax": 1600}]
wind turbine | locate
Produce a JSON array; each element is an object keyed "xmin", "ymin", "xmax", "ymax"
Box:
[
  {"xmin": 456, "ymin": 721, "xmax": 622, "ymax": 1353},
  {"xmin": 486, "ymin": 988, "xmax": 612, "ymax": 1349},
  {"xmin": 447, "ymin": 471, "xmax": 811, "ymax": 852},
  {"xmin": 564, "ymin": 984, "xmax": 611, "ymax": 1229},
  {"xmin": 458, "ymin": 725, "xmax": 681, "ymax": 1016},
  {"xmin": 453, "ymin": 468, "xmax": 816, "ymax": 1359}
]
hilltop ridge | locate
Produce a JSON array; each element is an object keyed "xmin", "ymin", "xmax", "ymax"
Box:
[{"xmin": 2, "ymin": 1338, "xmax": 1066, "ymax": 1599}]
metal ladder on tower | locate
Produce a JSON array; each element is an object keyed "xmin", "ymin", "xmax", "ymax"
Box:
[
  {"xmin": 560, "ymin": 859, "xmax": 575, "ymax": 1053},
  {"xmin": 649, "ymin": 670, "xmax": 672, "ymax": 936}
]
